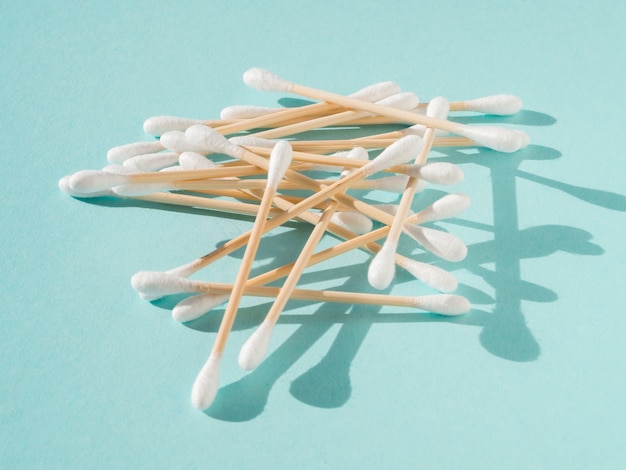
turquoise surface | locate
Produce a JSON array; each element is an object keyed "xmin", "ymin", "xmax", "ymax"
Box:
[{"xmin": 2, "ymin": 1, "xmax": 625, "ymax": 468}]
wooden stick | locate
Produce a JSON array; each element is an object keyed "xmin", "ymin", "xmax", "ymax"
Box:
[
  {"xmin": 368, "ymin": 99, "xmax": 446, "ymax": 289},
  {"xmin": 131, "ymin": 191, "xmax": 283, "ymax": 217},
  {"xmin": 167, "ymin": 276, "xmax": 468, "ymax": 314},
  {"xmin": 190, "ymin": 142, "xmax": 292, "ymax": 410}
]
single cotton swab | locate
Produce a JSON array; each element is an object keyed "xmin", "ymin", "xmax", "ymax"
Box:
[
  {"xmin": 191, "ymin": 140, "xmax": 292, "ymax": 410},
  {"xmin": 243, "ymin": 68, "xmax": 527, "ymax": 152},
  {"xmin": 67, "ymin": 164, "xmax": 267, "ymax": 194},
  {"xmin": 369, "ymin": 96, "xmax": 450, "ymax": 290},
  {"xmin": 131, "ymin": 272, "xmax": 470, "ymax": 315},
  {"xmin": 223, "ymin": 93, "xmax": 522, "ymax": 120}
]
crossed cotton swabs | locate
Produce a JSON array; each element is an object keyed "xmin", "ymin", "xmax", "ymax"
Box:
[{"xmin": 60, "ymin": 68, "xmax": 527, "ymax": 410}]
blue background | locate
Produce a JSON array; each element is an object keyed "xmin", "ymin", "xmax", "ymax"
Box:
[{"xmin": 2, "ymin": 1, "xmax": 625, "ymax": 468}]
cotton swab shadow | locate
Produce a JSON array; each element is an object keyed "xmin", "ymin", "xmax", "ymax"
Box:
[
  {"xmin": 516, "ymin": 170, "xmax": 626, "ymax": 212},
  {"xmin": 432, "ymin": 145, "xmax": 562, "ymax": 166},
  {"xmin": 479, "ymin": 305, "xmax": 541, "ymax": 362},
  {"xmin": 205, "ymin": 299, "xmax": 352, "ymax": 421},
  {"xmin": 219, "ymin": 226, "xmax": 311, "ymax": 265},
  {"xmin": 277, "ymin": 97, "xmax": 316, "ymax": 108},
  {"xmin": 450, "ymin": 109, "xmax": 557, "ymax": 127},
  {"xmin": 289, "ymin": 304, "xmax": 376, "ymax": 408}
]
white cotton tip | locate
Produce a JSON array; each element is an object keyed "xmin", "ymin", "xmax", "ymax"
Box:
[
  {"xmin": 58, "ymin": 174, "xmax": 114, "ymax": 198},
  {"xmin": 367, "ymin": 240, "xmax": 398, "ymax": 290},
  {"xmin": 130, "ymin": 271, "xmax": 199, "ymax": 298},
  {"xmin": 398, "ymin": 259, "xmax": 458, "ymax": 292},
  {"xmin": 371, "ymin": 204, "xmax": 415, "ymax": 218},
  {"xmin": 349, "ymin": 81, "xmax": 401, "ymax": 102},
  {"xmin": 416, "ymin": 193, "xmax": 471, "ymax": 223},
  {"xmin": 220, "ymin": 105, "xmax": 279, "ymax": 120},
  {"xmin": 238, "ymin": 319, "xmax": 274, "ymax": 371},
  {"xmin": 112, "ymin": 181, "xmax": 173, "ymax": 197},
  {"xmin": 458, "ymin": 125, "xmax": 523, "ymax": 153},
  {"xmin": 185, "ymin": 125, "xmax": 242, "ymax": 157},
  {"xmin": 107, "ymin": 141, "xmax": 164, "ymax": 163},
  {"xmin": 266, "ymin": 140, "xmax": 293, "ymax": 189},
  {"xmin": 179, "ymin": 152, "xmax": 216, "ymax": 170},
  {"xmin": 159, "ymin": 130, "xmax": 208, "ymax": 154},
  {"xmin": 462, "ymin": 94, "xmax": 522, "ymax": 116},
  {"xmin": 364, "ymin": 135, "xmax": 423, "ymax": 176},
  {"xmin": 243, "ymin": 68, "xmax": 294, "ymax": 93},
  {"xmin": 330, "ymin": 211, "xmax": 373, "ymax": 234},
  {"xmin": 143, "ymin": 116, "xmax": 205, "ymax": 136},
  {"xmin": 403, "ymin": 225, "xmax": 468, "ymax": 262},
  {"xmin": 191, "ymin": 353, "xmax": 221, "ymax": 410},
  {"xmin": 172, "ymin": 293, "xmax": 229, "ymax": 322},
  {"xmin": 122, "ymin": 152, "xmax": 180, "ymax": 172},
  {"xmin": 427, "ymin": 96, "xmax": 450, "ymax": 120},
  {"xmin": 406, "ymin": 162, "xmax": 464, "ymax": 185},
  {"xmin": 371, "ymin": 175, "xmax": 409, "ymax": 193},
  {"xmin": 229, "ymin": 135, "xmax": 277, "ymax": 149},
  {"xmin": 101, "ymin": 164, "xmax": 138, "ymax": 174},
  {"xmin": 69, "ymin": 170, "xmax": 131, "ymax": 193},
  {"xmin": 376, "ymin": 92, "xmax": 420, "ymax": 111},
  {"xmin": 413, "ymin": 294, "xmax": 470, "ymax": 315}
]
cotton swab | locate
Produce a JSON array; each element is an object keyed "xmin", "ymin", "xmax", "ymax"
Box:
[
  {"xmin": 67, "ymin": 163, "xmax": 268, "ymax": 194},
  {"xmin": 369, "ymin": 96, "xmax": 450, "ymax": 290},
  {"xmin": 223, "ymin": 94, "xmax": 522, "ymax": 120},
  {"xmin": 191, "ymin": 140, "xmax": 292, "ymax": 410},
  {"xmin": 131, "ymin": 271, "xmax": 470, "ymax": 315},
  {"xmin": 243, "ymin": 68, "xmax": 528, "ymax": 152}
]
